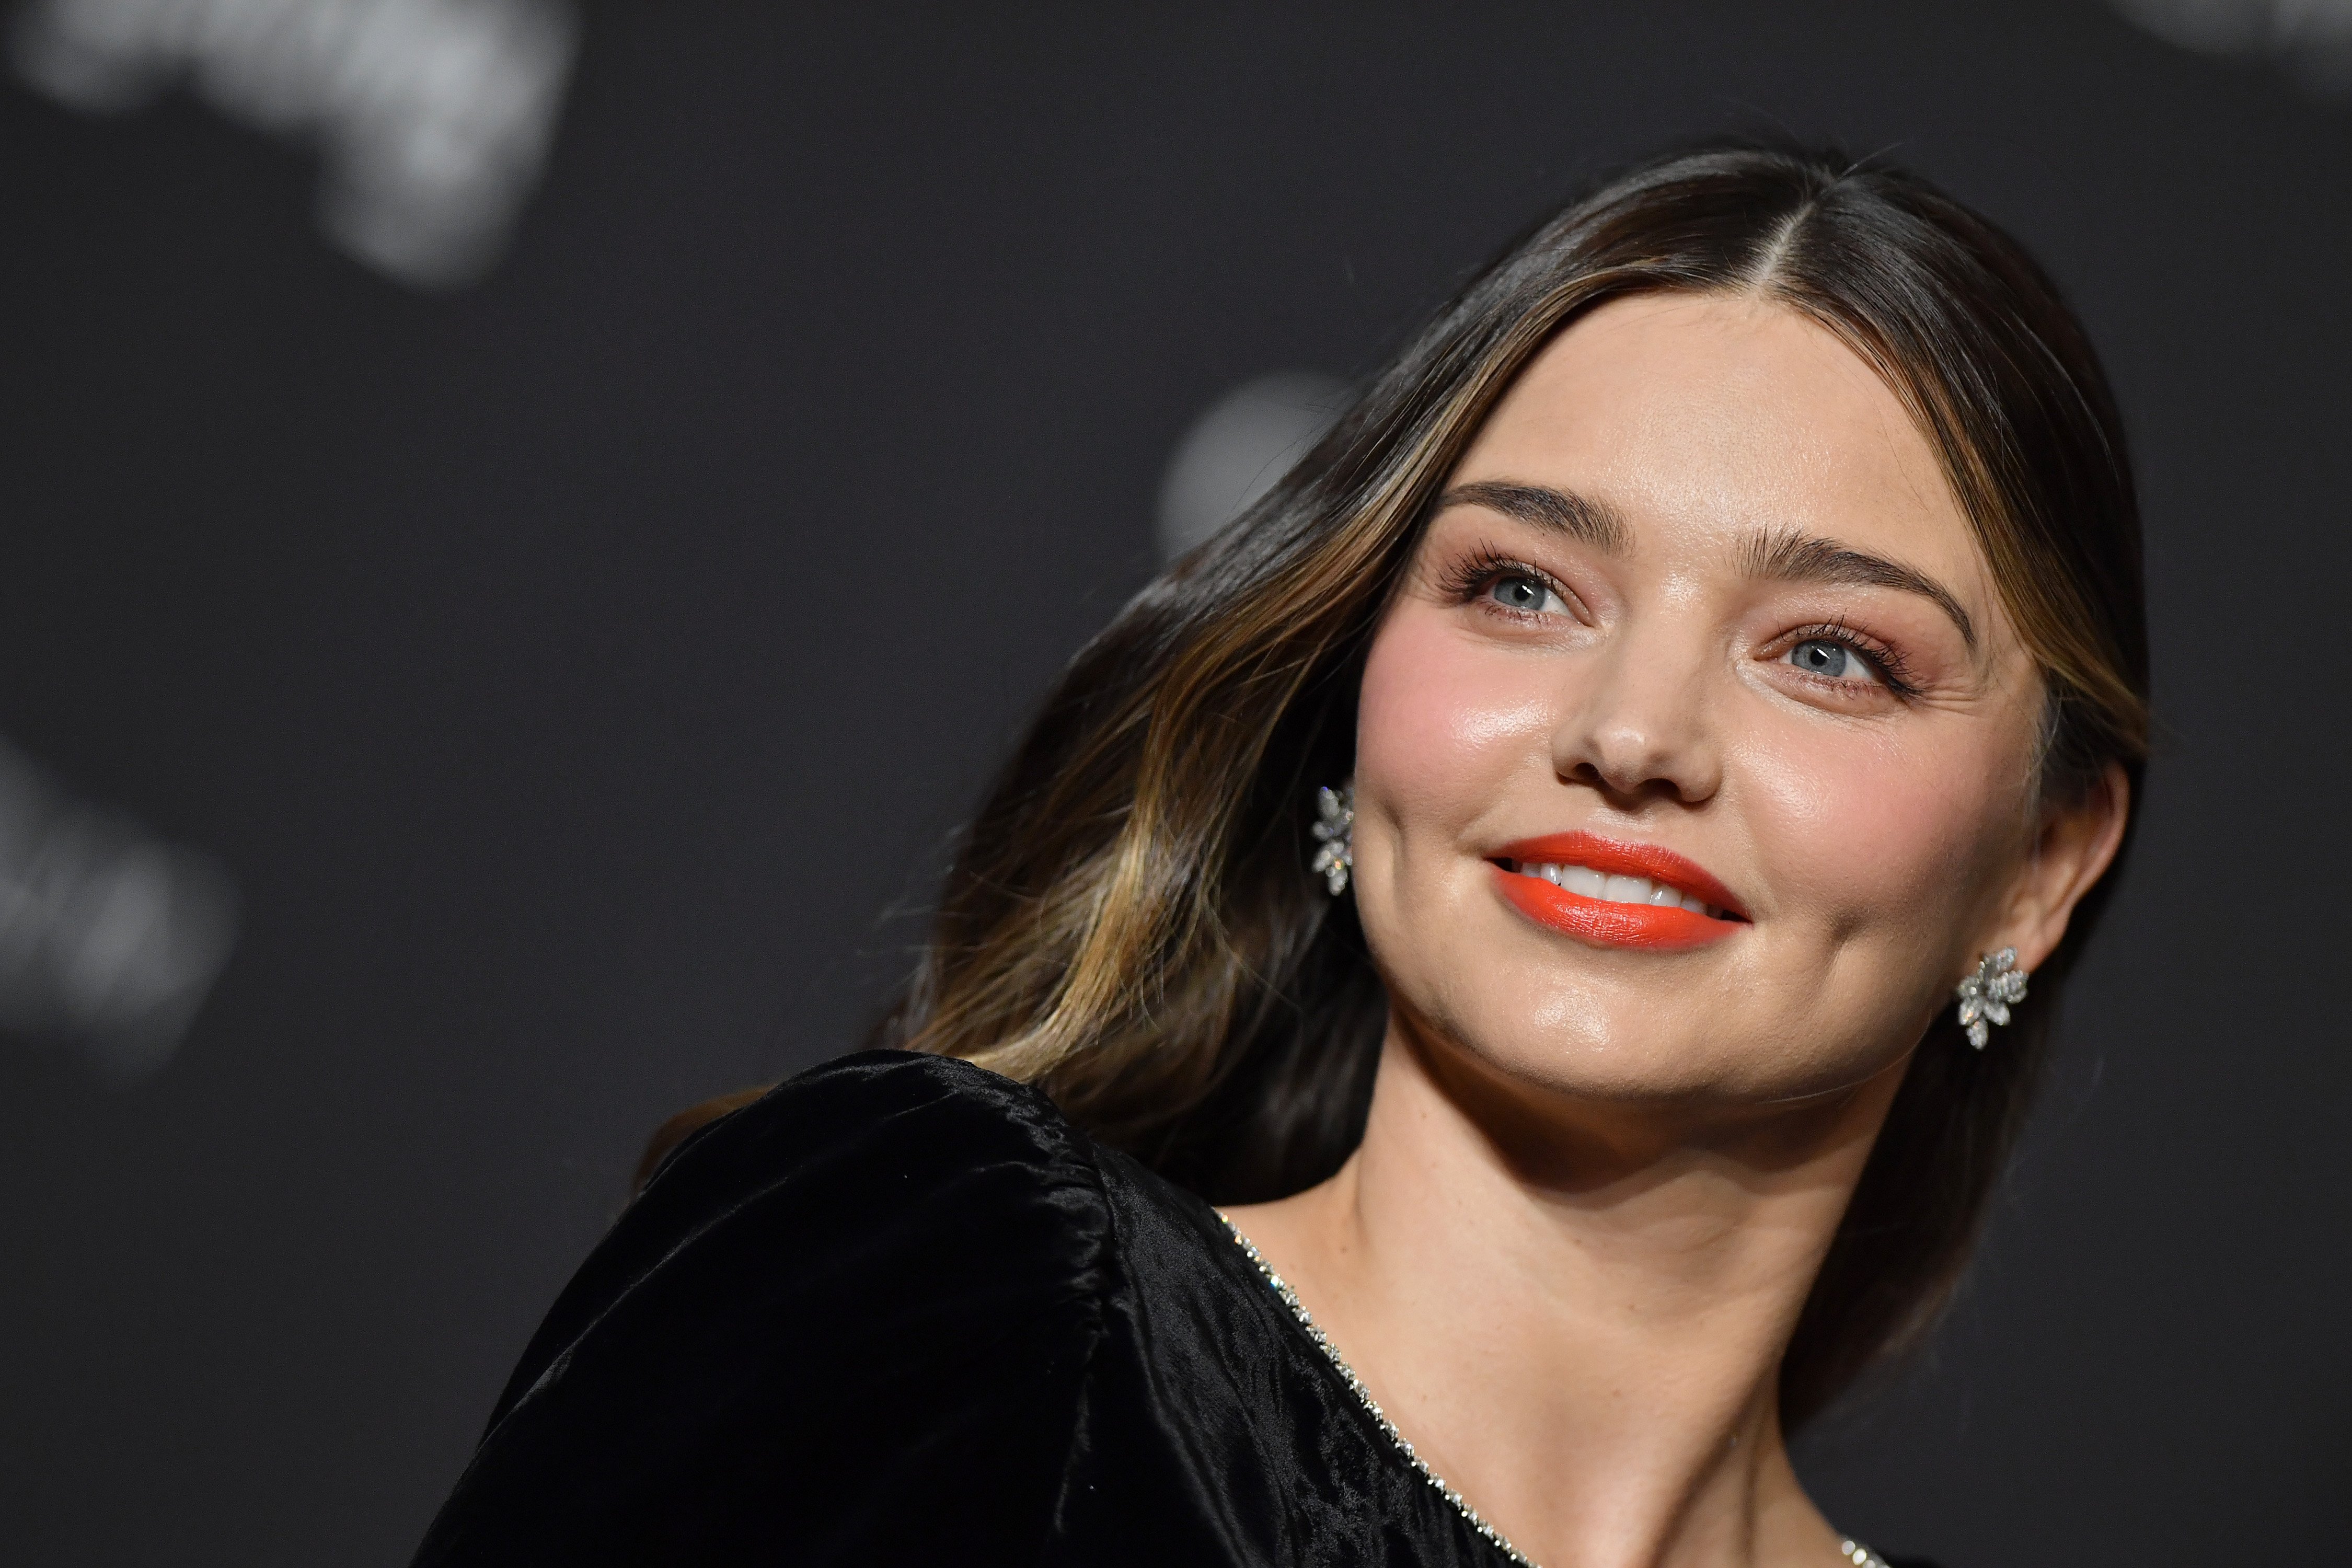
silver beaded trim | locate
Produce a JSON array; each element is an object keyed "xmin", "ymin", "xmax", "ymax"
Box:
[
  {"xmin": 1216, "ymin": 1212, "xmax": 1891, "ymax": 1568},
  {"xmin": 1217, "ymin": 1213, "xmax": 1537, "ymax": 1565}
]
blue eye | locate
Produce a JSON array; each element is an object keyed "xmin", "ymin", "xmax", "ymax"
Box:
[
  {"xmin": 1788, "ymin": 638, "xmax": 1882, "ymax": 684},
  {"xmin": 1487, "ymin": 573, "xmax": 1566, "ymax": 615}
]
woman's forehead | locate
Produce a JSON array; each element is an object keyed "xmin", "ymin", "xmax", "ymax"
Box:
[{"xmin": 1455, "ymin": 292, "xmax": 1979, "ymax": 584}]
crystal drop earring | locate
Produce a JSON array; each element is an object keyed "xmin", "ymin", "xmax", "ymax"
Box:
[
  {"xmin": 1954, "ymin": 947, "xmax": 2029, "ymax": 1049},
  {"xmin": 1309, "ymin": 784, "xmax": 1354, "ymax": 896}
]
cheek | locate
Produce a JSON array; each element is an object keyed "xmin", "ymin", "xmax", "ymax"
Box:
[
  {"xmin": 1739, "ymin": 718, "xmax": 2027, "ymax": 940},
  {"xmin": 1356, "ymin": 613, "xmax": 1553, "ymax": 827}
]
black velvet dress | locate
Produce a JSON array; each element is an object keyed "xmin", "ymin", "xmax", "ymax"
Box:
[{"xmin": 411, "ymin": 1052, "xmax": 1933, "ymax": 1567}]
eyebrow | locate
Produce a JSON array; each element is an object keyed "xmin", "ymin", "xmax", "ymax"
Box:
[
  {"xmin": 1737, "ymin": 527, "xmax": 1977, "ymax": 648},
  {"xmin": 1435, "ymin": 480, "xmax": 1630, "ymax": 553}
]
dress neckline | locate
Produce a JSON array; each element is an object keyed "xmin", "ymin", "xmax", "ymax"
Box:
[{"xmin": 1213, "ymin": 1212, "xmax": 1892, "ymax": 1568}]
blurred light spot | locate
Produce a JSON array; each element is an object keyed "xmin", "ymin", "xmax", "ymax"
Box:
[
  {"xmin": 2113, "ymin": 0, "xmax": 2352, "ymax": 92},
  {"xmin": 1156, "ymin": 372, "xmax": 1346, "ymax": 562},
  {"xmin": 0, "ymin": 740, "xmax": 238, "ymax": 1082},
  {"xmin": 9, "ymin": 0, "xmax": 580, "ymax": 288}
]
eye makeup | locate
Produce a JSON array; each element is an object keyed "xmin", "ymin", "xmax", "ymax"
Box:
[
  {"xmin": 1424, "ymin": 528, "xmax": 1941, "ymax": 704},
  {"xmin": 1766, "ymin": 618, "xmax": 1922, "ymax": 698},
  {"xmin": 1434, "ymin": 543, "xmax": 1585, "ymax": 624}
]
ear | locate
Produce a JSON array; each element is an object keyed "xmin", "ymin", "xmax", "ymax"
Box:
[{"xmin": 1984, "ymin": 762, "xmax": 2131, "ymax": 975}]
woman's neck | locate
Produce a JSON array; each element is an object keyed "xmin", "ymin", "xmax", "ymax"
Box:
[{"xmin": 1223, "ymin": 1022, "xmax": 1906, "ymax": 1568}]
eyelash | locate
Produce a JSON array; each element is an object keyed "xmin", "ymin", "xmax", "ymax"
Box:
[
  {"xmin": 1439, "ymin": 546, "xmax": 1571, "ymax": 616},
  {"xmin": 1787, "ymin": 620, "xmax": 1921, "ymax": 698}
]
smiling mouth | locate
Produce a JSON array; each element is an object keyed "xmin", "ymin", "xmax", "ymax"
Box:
[{"xmin": 1487, "ymin": 832, "xmax": 1748, "ymax": 951}]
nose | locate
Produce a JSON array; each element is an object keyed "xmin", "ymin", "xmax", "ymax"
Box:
[{"xmin": 1551, "ymin": 623, "xmax": 1724, "ymax": 807}]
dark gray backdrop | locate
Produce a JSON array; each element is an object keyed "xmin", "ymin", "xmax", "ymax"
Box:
[{"xmin": 2, "ymin": 3, "xmax": 2344, "ymax": 1564}]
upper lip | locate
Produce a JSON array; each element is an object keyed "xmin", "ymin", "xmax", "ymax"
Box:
[{"xmin": 1489, "ymin": 831, "xmax": 1749, "ymax": 921}]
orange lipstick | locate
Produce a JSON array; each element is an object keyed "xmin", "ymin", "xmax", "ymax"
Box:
[{"xmin": 1489, "ymin": 831, "xmax": 1745, "ymax": 951}]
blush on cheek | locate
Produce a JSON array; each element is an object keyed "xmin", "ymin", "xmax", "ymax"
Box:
[
  {"xmin": 1356, "ymin": 614, "xmax": 1557, "ymax": 820},
  {"xmin": 1739, "ymin": 723, "xmax": 2025, "ymax": 933}
]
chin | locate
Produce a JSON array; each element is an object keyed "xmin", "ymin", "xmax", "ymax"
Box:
[{"xmin": 1414, "ymin": 991, "xmax": 1896, "ymax": 1112}]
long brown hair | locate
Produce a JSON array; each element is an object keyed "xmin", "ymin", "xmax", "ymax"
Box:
[{"xmin": 808, "ymin": 143, "xmax": 2147, "ymax": 1429}]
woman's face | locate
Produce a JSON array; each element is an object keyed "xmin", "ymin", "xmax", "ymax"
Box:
[{"xmin": 1352, "ymin": 291, "xmax": 2112, "ymax": 1106}]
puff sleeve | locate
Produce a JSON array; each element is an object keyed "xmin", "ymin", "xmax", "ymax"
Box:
[{"xmin": 411, "ymin": 1052, "xmax": 1114, "ymax": 1567}]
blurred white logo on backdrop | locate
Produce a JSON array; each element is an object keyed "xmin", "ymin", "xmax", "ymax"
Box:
[
  {"xmin": 9, "ymin": 0, "xmax": 580, "ymax": 287},
  {"xmin": 1156, "ymin": 372, "xmax": 1346, "ymax": 563},
  {"xmin": 2114, "ymin": 0, "xmax": 2352, "ymax": 91},
  {"xmin": 0, "ymin": 741, "xmax": 237, "ymax": 1082}
]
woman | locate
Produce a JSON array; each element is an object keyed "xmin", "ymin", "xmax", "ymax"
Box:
[{"xmin": 414, "ymin": 143, "xmax": 2145, "ymax": 1567}]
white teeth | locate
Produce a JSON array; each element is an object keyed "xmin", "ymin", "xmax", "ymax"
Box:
[
  {"xmin": 1600, "ymin": 873, "xmax": 1648, "ymax": 904},
  {"xmin": 1514, "ymin": 861, "xmax": 1724, "ymax": 920}
]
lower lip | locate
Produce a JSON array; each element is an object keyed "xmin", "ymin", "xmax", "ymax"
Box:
[{"xmin": 1490, "ymin": 864, "xmax": 1740, "ymax": 951}]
